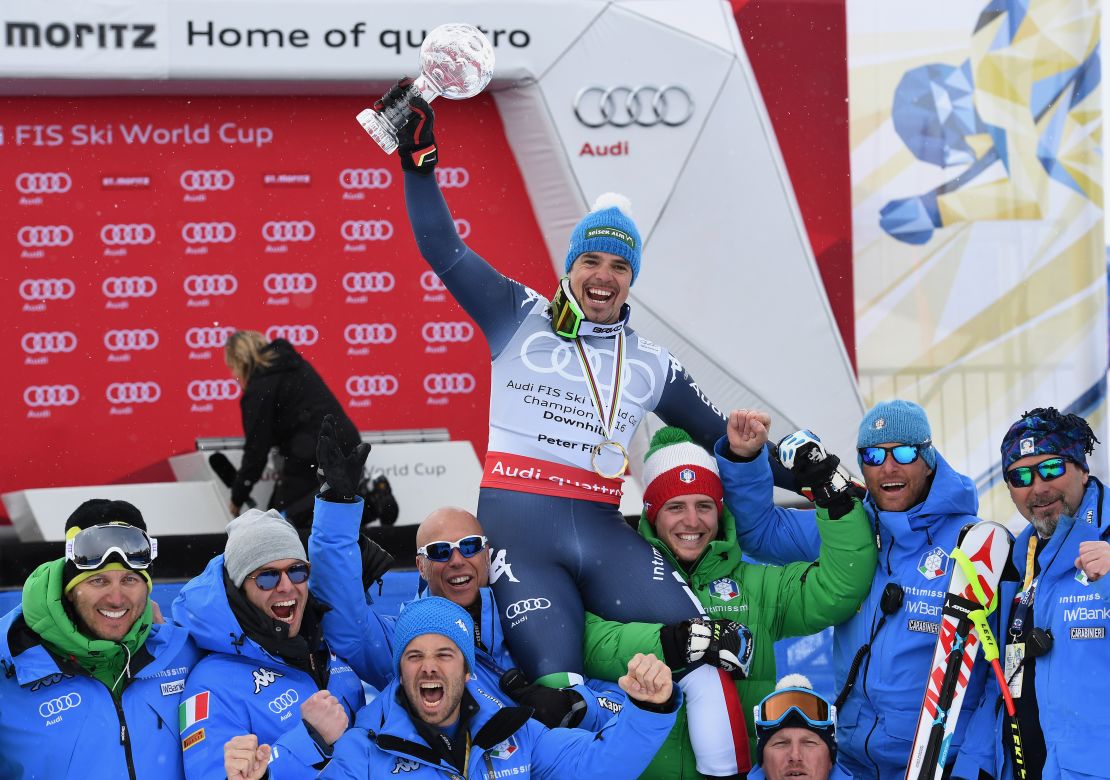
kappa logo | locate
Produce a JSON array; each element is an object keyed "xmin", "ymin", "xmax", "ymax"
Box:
[
  {"xmin": 267, "ymin": 689, "xmax": 300, "ymax": 714},
  {"xmin": 179, "ymin": 169, "xmax": 235, "ymax": 191},
  {"xmin": 252, "ymin": 667, "xmax": 284, "ymax": 694},
  {"xmin": 456, "ymin": 618, "xmax": 469, "ymax": 634},
  {"xmin": 187, "ymin": 379, "xmax": 241, "ymax": 402},
  {"xmin": 346, "ymin": 374, "xmax": 399, "ymax": 397},
  {"xmin": 266, "ymin": 324, "xmax": 319, "ymax": 346},
  {"xmin": 505, "ymin": 598, "xmax": 551, "ymax": 620},
  {"xmin": 24, "ymin": 385, "xmax": 80, "ymax": 408},
  {"xmin": 435, "ymin": 167, "xmax": 470, "ymax": 188},
  {"xmin": 262, "ymin": 220, "xmax": 315, "ymax": 242},
  {"xmin": 264, "ymin": 273, "xmax": 317, "ymax": 295},
  {"xmin": 711, "ymin": 578, "xmax": 740, "ymax": 602},
  {"xmin": 18, "ymin": 225, "xmax": 74, "ymax": 247},
  {"xmin": 392, "ymin": 757, "xmax": 421, "ymax": 774},
  {"xmin": 16, "ymin": 172, "xmax": 72, "ymax": 194},
  {"xmin": 679, "ymin": 468, "xmax": 696, "ymax": 484},
  {"xmin": 106, "ymin": 381, "xmax": 161, "ymax": 404},
  {"xmin": 422, "ymin": 322, "xmax": 474, "ymax": 344},
  {"xmin": 1020, "ymin": 436, "xmax": 1035, "ymax": 456},
  {"xmin": 420, "ymin": 271, "xmax": 446, "ymax": 292},
  {"xmin": 489, "ymin": 737, "xmax": 519, "ymax": 760},
  {"xmin": 102, "ymin": 276, "xmax": 157, "ymax": 298},
  {"xmin": 182, "ymin": 222, "xmax": 237, "ymax": 244},
  {"xmin": 21, "ymin": 331, "xmax": 78, "ymax": 354},
  {"xmin": 424, "ymin": 373, "xmax": 476, "ymax": 395},
  {"xmin": 918, "ymin": 546, "xmax": 949, "ymax": 580},
  {"xmin": 489, "ymin": 548, "xmax": 520, "ymax": 585},
  {"xmin": 104, "ymin": 329, "xmax": 159, "ymax": 351},
  {"xmin": 454, "ymin": 218, "xmax": 471, "ymax": 239},
  {"xmin": 20, "ymin": 278, "xmax": 76, "ymax": 301},
  {"xmin": 186, "ymin": 326, "xmax": 235, "ymax": 349},
  {"xmin": 340, "ymin": 219, "xmax": 394, "ymax": 242},
  {"xmin": 342, "ymin": 271, "xmax": 395, "ymax": 293},
  {"xmin": 339, "ymin": 168, "xmax": 392, "ymax": 190},
  {"xmin": 39, "ymin": 693, "xmax": 81, "ymax": 718},
  {"xmin": 100, "ymin": 223, "xmax": 155, "ymax": 246},
  {"xmin": 344, "ymin": 323, "xmax": 397, "ymax": 345},
  {"xmin": 184, "ymin": 274, "xmax": 238, "ymax": 297}
]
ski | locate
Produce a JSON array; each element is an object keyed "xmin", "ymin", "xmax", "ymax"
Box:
[{"xmin": 905, "ymin": 520, "xmax": 1014, "ymax": 780}]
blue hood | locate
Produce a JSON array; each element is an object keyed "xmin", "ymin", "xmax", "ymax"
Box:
[{"xmin": 171, "ymin": 554, "xmax": 272, "ymax": 663}]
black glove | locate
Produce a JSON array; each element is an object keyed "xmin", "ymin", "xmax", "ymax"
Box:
[
  {"xmin": 316, "ymin": 414, "xmax": 371, "ymax": 502},
  {"xmin": 777, "ymin": 430, "xmax": 859, "ymax": 519},
  {"xmin": 358, "ymin": 534, "xmax": 394, "ymax": 595},
  {"xmin": 660, "ymin": 618, "xmax": 754, "ymax": 677},
  {"xmin": 377, "ymin": 78, "xmax": 438, "ymax": 176},
  {"xmin": 499, "ymin": 669, "xmax": 587, "ymax": 729}
]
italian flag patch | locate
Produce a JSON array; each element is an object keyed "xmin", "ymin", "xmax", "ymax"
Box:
[{"xmin": 179, "ymin": 691, "xmax": 210, "ymax": 732}]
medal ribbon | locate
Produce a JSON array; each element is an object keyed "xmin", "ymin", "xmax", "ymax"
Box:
[{"xmin": 572, "ymin": 330, "xmax": 625, "ymax": 440}]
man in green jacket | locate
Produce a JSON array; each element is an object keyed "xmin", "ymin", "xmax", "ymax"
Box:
[{"xmin": 584, "ymin": 420, "xmax": 876, "ymax": 777}]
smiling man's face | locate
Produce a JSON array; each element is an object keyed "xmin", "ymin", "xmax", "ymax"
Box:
[{"xmin": 861, "ymin": 441, "xmax": 934, "ymax": 512}]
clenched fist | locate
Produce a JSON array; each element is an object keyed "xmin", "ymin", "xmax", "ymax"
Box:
[
  {"xmin": 300, "ymin": 689, "xmax": 349, "ymax": 746},
  {"xmin": 224, "ymin": 734, "xmax": 271, "ymax": 780},
  {"xmin": 727, "ymin": 409, "xmax": 772, "ymax": 459},
  {"xmin": 618, "ymin": 653, "xmax": 673, "ymax": 706}
]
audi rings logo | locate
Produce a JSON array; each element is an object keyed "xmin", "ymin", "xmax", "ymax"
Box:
[
  {"xmin": 419, "ymin": 271, "xmax": 446, "ymax": 292},
  {"xmin": 340, "ymin": 220, "xmax": 394, "ymax": 242},
  {"xmin": 20, "ymin": 278, "xmax": 75, "ymax": 301},
  {"xmin": 102, "ymin": 276, "xmax": 157, "ymax": 299},
  {"xmin": 187, "ymin": 379, "xmax": 241, "ymax": 402},
  {"xmin": 344, "ymin": 323, "xmax": 397, "ymax": 345},
  {"xmin": 106, "ymin": 382, "xmax": 162, "ymax": 404},
  {"xmin": 264, "ymin": 273, "xmax": 317, "ymax": 295},
  {"xmin": 24, "ymin": 385, "xmax": 80, "ymax": 408},
  {"xmin": 180, "ymin": 169, "xmax": 235, "ymax": 191},
  {"xmin": 104, "ymin": 329, "xmax": 159, "ymax": 351},
  {"xmin": 185, "ymin": 326, "xmax": 235, "ymax": 349},
  {"xmin": 182, "ymin": 222, "xmax": 236, "ymax": 244},
  {"xmin": 38, "ymin": 693, "xmax": 82, "ymax": 718},
  {"xmin": 435, "ymin": 167, "xmax": 469, "ymax": 188},
  {"xmin": 454, "ymin": 219, "xmax": 471, "ymax": 239},
  {"xmin": 17, "ymin": 172, "xmax": 72, "ymax": 194},
  {"xmin": 573, "ymin": 85, "xmax": 695, "ymax": 128},
  {"xmin": 267, "ymin": 689, "xmax": 300, "ymax": 714},
  {"xmin": 505, "ymin": 598, "xmax": 551, "ymax": 620},
  {"xmin": 262, "ymin": 220, "xmax": 315, "ymax": 242},
  {"xmin": 21, "ymin": 331, "xmax": 78, "ymax": 354},
  {"xmin": 424, "ymin": 373, "xmax": 476, "ymax": 395},
  {"xmin": 346, "ymin": 375, "xmax": 399, "ymax": 397},
  {"xmin": 339, "ymin": 168, "xmax": 392, "ymax": 190},
  {"xmin": 18, "ymin": 225, "xmax": 73, "ymax": 248},
  {"xmin": 266, "ymin": 324, "xmax": 319, "ymax": 346},
  {"xmin": 100, "ymin": 223, "xmax": 156, "ymax": 246},
  {"xmin": 422, "ymin": 322, "xmax": 474, "ymax": 344},
  {"xmin": 342, "ymin": 272, "xmax": 395, "ymax": 294},
  {"xmin": 184, "ymin": 274, "xmax": 238, "ymax": 297}
]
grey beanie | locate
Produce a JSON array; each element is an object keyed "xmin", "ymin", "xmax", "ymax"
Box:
[{"xmin": 224, "ymin": 508, "xmax": 307, "ymax": 587}]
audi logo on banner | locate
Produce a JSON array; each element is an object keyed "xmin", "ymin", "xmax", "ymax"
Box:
[
  {"xmin": 266, "ymin": 324, "xmax": 319, "ymax": 346},
  {"xmin": 434, "ymin": 167, "xmax": 469, "ymax": 188},
  {"xmin": 262, "ymin": 220, "xmax": 315, "ymax": 242},
  {"xmin": 100, "ymin": 223, "xmax": 156, "ymax": 246},
  {"xmin": 18, "ymin": 225, "xmax": 73, "ymax": 248},
  {"xmin": 104, "ymin": 329, "xmax": 159, "ymax": 351},
  {"xmin": 342, "ymin": 272, "xmax": 395, "ymax": 294},
  {"xmin": 424, "ymin": 373, "xmax": 477, "ymax": 395},
  {"xmin": 339, "ymin": 168, "xmax": 392, "ymax": 190},
  {"xmin": 180, "ymin": 169, "xmax": 235, "ymax": 191},
  {"xmin": 106, "ymin": 382, "xmax": 162, "ymax": 404},
  {"xmin": 264, "ymin": 273, "xmax": 316, "ymax": 295},
  {"xmin": 182, "ymin": 222, "xmax": 236, "ymax": 244},
  {"xmin": 346, "ymin": 375, "xmax": 399, "ymax": 397},
  {"xmin": 185, "ymin": 326, "xmax": 236, "ymax": 349},
  {"xmin": 21, "ymin": 331, "xmax": 78, "ymax": 354},
  {"xmin": 344, "ymin": 323, "xmax": 398, "ymax": 345},
  {"xmin": 187, "ymin": 379, "xmax": 241, "ymax": 402},
  {"xmin": 420, "ymin": 271, "xmax": 446, "ymax": 292},
  {"xmin": 505, "ymin": 598, "xmax": 552, "ymax": 620},
  {"xmin": 38, "ymin": 693, "xmax": 82, "ymax": 718},
  {"xmin": 340, "ymin": 220, "xmax": 394, "ymax": 242},
  {"xmin": 267, "ymin": 689, "xmax": 300, "ymax": 714},
  {"xmin": 422, "ymin": 322, "xmax": 474, "ymax": 344},
  {"xmin": 573, "ymin": 85, "xmax": 695, "ymax": 128},
  {"xmin": 184, "ymin": 274, "xmax": 238, "ymax": 297},
  {"xmin": 20, "ymin": 278, "xmax": 75, "ymax": 301},
  {"xmin": 454, "ymin": 219, "xmax": 471, "ymax": 239},
  {"xmin": 24, "ymin": 385, "xmax": 80, "ymax": 408},
  {"xmin": 16, "ymin": 172, "xmax": 72, "ymax": 194},
  {"xmin": 102, "ymin": 276, "xmax": 157, "ymax": 299}
]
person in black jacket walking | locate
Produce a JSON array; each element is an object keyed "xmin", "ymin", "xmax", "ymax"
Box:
[{"xmin": 225, "ymin": 330, "xmax": 359, "ymax": 528}]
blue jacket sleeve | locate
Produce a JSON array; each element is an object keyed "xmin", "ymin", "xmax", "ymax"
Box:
[
  {"xmin": 572, "ymin": 679, "xmax": 627, "ymax": 730},
  {"xmin": 714, "ymin": 437, "xmax": 822, "ymax": 564},
  {"xmin": 316, "ymin": 726, "xmax": 373, "ymax": 780},
  {"xmin": 308, "ymin": 496, "xmax": 398, "ymax": 689}
]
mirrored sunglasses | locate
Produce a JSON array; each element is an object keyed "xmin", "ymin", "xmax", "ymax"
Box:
[
  {"xmin": 417, "ymin": 534, "xmax": 488, "ymax": 563},
  {"xmin": 66, "ymin": 523, "xmax": 157, "ymax": 570},
  {"xmin": 249, "ymin": 562, "xmax": 311, "ymax": 591},
  {"xmin": 858, "ymin": 444, "xmax": 927, "ymax": 467},
  {"xmin": 1005, "ymin": 457, "xmax": 1067, "ymax": 489}
]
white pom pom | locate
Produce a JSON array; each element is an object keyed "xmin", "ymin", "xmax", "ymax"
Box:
[
  {"xmin": 590, "ymin": 192, "xmax": 633, "ymax": 218},
  {"xmin": 776, "ymin": 673, "xmax": 813, "ymax": 691}
]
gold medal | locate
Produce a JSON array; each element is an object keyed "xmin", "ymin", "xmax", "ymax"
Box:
[{"xmin": 591, "ymin": 440, "xmax": 629, "ymax": 479}]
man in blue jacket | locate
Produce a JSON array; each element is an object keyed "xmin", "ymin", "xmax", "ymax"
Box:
[
  {"xmin": 0, "ymin": 499, "xmax": 200, "ymax": 780},
  {"xmin": 173, "ymin": 508, "xmax": 364, "ymax": 779}
]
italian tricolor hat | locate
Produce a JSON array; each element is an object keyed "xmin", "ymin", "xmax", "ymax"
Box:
[{"xmin": 641, "ymin": 427, "xmax": 723, "ymax": 522}]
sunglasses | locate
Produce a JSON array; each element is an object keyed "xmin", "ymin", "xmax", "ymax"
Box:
[
  {"xmin": 249, "ymin": 562, "xmax": 310, "ymax": 591},
  {"xmin": 417, "ymin": 535, "xmax": 488, "ymax": 563},
  {"xmin": 858, "ymin": 443, "xmax": 929, "ymax": 467},
  {"xmin": 1005, "ymin": 457, "xmax": 1067, "ymax": 488},
  {"xmin": 66, "ymin": 523, "xmax": 158, "ymax": 570},
  {"xmin": 753, "ymin": 687, "xmax": 836, "ymax": 731}
]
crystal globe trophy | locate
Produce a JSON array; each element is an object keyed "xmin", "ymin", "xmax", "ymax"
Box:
[{"xmin": 357, "ymin": 23, "xmax": 495, "ymax": 154}]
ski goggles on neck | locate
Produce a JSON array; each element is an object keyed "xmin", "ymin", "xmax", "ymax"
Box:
[
  {"xmin": 1005, "ymin": 456, "xmax": 1067, "ymax": 488},
  {"xmin": 858, "ymin": 443, "xmax": 929, "ymax": 467},
  {"xmin": 417, "ymin": 534, "xmax": 488, "ymax": 563},
  {"xmin": 753, "ymin": 687, "xmax": 836, "ymax": 732},
  {"xmin": 549, "ymin": 276, "xmax": 585, "ymax": 339},
  {"xmin": 249, "ymin": 562, "xmax": 310, "ymax": 591},
  {"xmin": 65, "ymin": 523, "xmax": 158, "ymax": 570}
]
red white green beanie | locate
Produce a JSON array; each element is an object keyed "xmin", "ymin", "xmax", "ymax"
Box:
[{"xmin": 641, "ymin": 427, "xmax": 723, "ymax": 523}]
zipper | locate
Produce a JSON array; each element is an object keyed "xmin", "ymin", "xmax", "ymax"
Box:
[{"xmin": 112, "ymin": 692, "xmax": 137, "ymax": 780}]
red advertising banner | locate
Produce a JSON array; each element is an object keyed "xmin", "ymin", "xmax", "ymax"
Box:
[{"xmin": 1, "ymin": 95, "xmax": 556, "ymax": 513}]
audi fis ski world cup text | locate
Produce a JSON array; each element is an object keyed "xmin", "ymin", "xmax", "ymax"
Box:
[{"xmin": 4, "ymin": 123, "xmax": 273, "ymax": 148}]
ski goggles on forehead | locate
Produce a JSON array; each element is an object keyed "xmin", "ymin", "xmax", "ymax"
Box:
[
  {"xmin": 65, "ymin": 523, "xmax": 158, "ymax": 570},
  {"xmin": 249, "ymin": 562, "xmax": 311, "ymax": 591},
  {"xmin": 858, "ymin": 443, "xmax": 929, "ymax": 467},
  {"xmin": 417, "ymin": 535, "xmax": 488, "ymax": 563},
  {"xmin": 1005, "ymin": 456, "xmax": 1067, "ymax": 488},
  {"xmin": 753, "ymin": 687, "xmax": 836, "ymax": 731}
]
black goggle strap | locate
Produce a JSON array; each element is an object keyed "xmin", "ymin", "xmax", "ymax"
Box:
[
  {"xmin": 550, "ymin": 276, "xmax": 584, "ymax": 339},
  {"xmin": 65, "ymin": 523, "xmax": 157, "ymax": 570}
]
